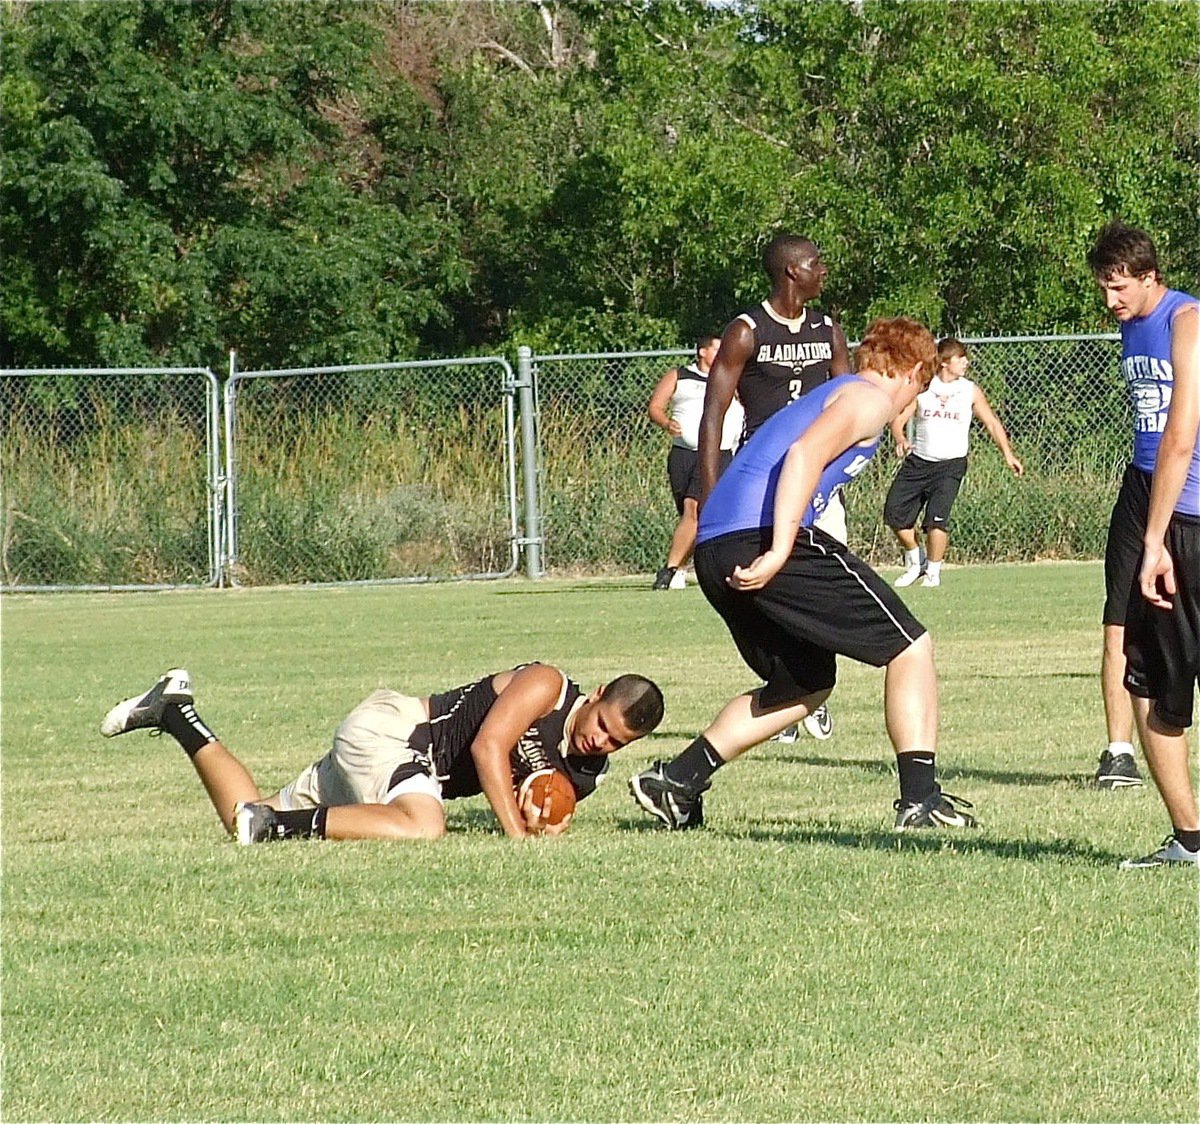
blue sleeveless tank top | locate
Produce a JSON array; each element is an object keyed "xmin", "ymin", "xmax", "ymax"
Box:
[
  {"xmin": 1121, "ymin": 288, "xmax": 1200, "ymax": 515},
  {"xmin": 697, "ymin": 375, "xmax": 880, "ymax": 543}
]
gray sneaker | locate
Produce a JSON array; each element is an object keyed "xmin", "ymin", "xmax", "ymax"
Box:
[
  {"xmin": 1120, "ymin": 836, "xmax": 1200, "ymax": 869},
  {"xmin": 100, "ymin": 669, "xmax": 192, "ymax": 737}
]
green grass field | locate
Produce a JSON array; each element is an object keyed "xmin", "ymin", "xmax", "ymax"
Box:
[{"xmin": 3, "ymin": 564, "xmax": 1197, "ymax": 1122}]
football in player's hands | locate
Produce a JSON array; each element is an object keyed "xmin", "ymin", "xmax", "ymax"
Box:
[{"xmin": 517, "ymin": 768, "xmax": 577, "ymax": 830}]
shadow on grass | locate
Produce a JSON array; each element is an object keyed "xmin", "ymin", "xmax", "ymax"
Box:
[
  {"xmin": 745, "ymin": 823, "xmax": 1127, "ymax": 866},
  {"xmin": 775, "ymin": 752, "xmax": 1106, "ymax": 790},
  {"xmin": 496, "ymin": 582, "xmax": 646, "ymax": 596},
  {"xmin": 612, "ymin": 816, "xmax": 1125, "ymax": 865}
]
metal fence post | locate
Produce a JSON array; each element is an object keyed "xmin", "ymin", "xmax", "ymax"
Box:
[{"xmin": 516, "ymin": 346, "xmax": 544, "ymax": 579}]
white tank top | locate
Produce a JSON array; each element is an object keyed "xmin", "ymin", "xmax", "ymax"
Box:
[
  {"xmin": 669, "ymin": 364, "xmax": 744, "ymax": 451},
  {"xmin": 912, "ymin": 375, "xmax": 975, "ymax": 461}
]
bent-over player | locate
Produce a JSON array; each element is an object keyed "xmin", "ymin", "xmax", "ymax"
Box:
[
  {"xmin": 102, "ymin": 664, "xmax": 663, "ymax": 843},
  {"xmin": 630, "ymin": 316, "xmax": 976, "ymax": 832}
]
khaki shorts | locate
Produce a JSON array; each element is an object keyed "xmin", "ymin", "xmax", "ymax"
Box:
[{"xmin": 277, "ymin": 689, "xmax": 443, "ymax": 810}]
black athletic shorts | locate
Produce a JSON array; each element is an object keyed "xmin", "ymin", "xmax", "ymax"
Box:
[
  {"xmin": 882, "ymin": 454, "xmax": 968, "ymax": 533},
  {"xmin": 1123, "ymin": 512, "xmax": 1200, "ymax": 729},
  {"xmin": 693, "ymin": 526, "xmax": 927, "ymax": 708},
  {"xmin": 1103, "ymin": 464, "xmax": 1152, "ymax": 626},
  {"xmin": 667, "ymin": 446, "xmax": 733, "ymax": 513}
]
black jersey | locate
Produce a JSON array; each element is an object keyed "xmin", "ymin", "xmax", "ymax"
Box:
[
  {"xmin": 733, "ymin": 301, "xmax": 840, "ymax": 441},
  {"xmin": 416, "ymin": 664, "xmax": 609, "ymax": 801}
]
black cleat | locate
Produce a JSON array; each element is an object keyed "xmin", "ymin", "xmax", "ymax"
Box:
[
  {"xmin": 629, "ymin": 761, "xmax": 707, "ymax": 830},
  {"xmin": 894, "ymin": 787, "xmax": 977, "ymax": 831},
  {"xmin": 235, "ymin": 802, "xmax": 281, "ymax": 845},
  {"xmin": 1094, "ymin": 750, "xmax": 1145, "ymax": 789},
  {"xmin": 652, "ymin": 567, "xmax": 677, "ymax": 591}
]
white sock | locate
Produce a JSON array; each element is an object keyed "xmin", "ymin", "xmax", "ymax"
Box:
[
  {"xmin": 925, "ymin": 560, "xmax": 942, "ymax": 578},
  {"xmin": 904, "ymin": 547, "xmax": 921, "ymax": 568},
  {"xmin": 1108, "ymin": 741, "xmax": 1135, "ymax": 758}
]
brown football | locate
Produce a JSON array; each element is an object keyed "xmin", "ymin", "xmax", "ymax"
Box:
[{"xmin": 516, "ymin": 768, "xmax": 577, "ymax": 827}]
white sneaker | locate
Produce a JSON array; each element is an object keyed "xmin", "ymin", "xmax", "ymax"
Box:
[
  {"xmin": 921, "ymin": 572, "xmax": 940, "ymax": 588},
  {"xmin": 669, "ymin": 568, "xmax": 687, "ymax": 590},
  {"xmin": 100, "ymin": 668, "xmax": 192, "ymax": 737},
  {"xmin": 1120, "ymin": 836, "xmax": 1200, "ymax": 869},
  {"xmin": 774, "ymin": 724, "xmax": 799, "ymax": 743},
  {"xmin": 802, "ymin": 704, "xmax": 833, "ymax": 740},
  {"xmin": 894, "ymin": 566, "xmax": 923, "ymax": 588}
]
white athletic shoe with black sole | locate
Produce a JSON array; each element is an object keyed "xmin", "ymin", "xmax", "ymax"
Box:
[
  {"xmin": 100, "ymin": 668, "xmax": 192, "ymax": 737},
  {"xmin": 1119, "ymin": 836, "xmax": 1200, "ymax": 869},
  {"xmin": 802, "ymin": 704, "xmax": 833, "ymax": 740}
]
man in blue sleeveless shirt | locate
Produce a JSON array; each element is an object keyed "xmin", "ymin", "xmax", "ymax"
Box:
[
  {"xmin": 1089, "ymin": 222, "xmax": 1200, "ymax": 868},
  {"xmin": 631, "ymin": 317, "xmax": 977, "ymax": 832}
]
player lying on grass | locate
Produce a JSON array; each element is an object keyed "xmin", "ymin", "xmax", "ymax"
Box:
[
  {"xmin": 630, "ymin": 316, "xmax": 977, "ymax": 832},
  {"xmin": 101, "ymin": 664, "xmax": 663, "ymax": 843}
]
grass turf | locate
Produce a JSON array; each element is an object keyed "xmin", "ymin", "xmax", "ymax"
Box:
[{"xmin": 2, "ymin": 563, "xmax": 1196, "ymax": 1121}]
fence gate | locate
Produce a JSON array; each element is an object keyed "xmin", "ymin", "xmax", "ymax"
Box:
[
  {"xmin": 1, "ymin": 367, "xmax": 221, "ymax": 591},
  {"xmin": 528, "ymin": 348, "xmax": 690, "ymax": 573},
  {"xmin": 224, "ymin": 356, "xmax": 520, "ymax": 586}
]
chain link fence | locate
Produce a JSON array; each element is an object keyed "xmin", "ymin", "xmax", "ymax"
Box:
[
  {"xmin": 2, "ymin": 335, "xmax": 1126, "ymax": 590},
  {"xmin": 0, "ymin": 368, "xmax": 220, "ymax": 590},
  {"xmin": 530, "ymin": 334, "xmax": 1125, "ymax": 572},
  {"xmin": 224, "ymin": 357, "xmax": 520, "ymax": 586}
]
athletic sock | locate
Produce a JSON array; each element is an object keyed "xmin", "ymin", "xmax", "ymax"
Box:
[
  {"xmin": 1107, "ymin": 741, "xmax": 1135, "ymax": 758},
  {"xmin": 161, "ymin": 702, "xmax": 218, "ymax": 758},
  {"xmin": 903, "ymin": 547, "xmax": 921, "ymax": 568},
  {"xmin": 1173, "ymin": 828, "xmax": 1200, "ymax": 854},
  {"xmin": 663, "ymin": 735, "xmax": 724, "ymax": 790},
  {"xmin": 272, "ymin": 807, "xmax": 329, "ymax": 840},
  {"xmin": 925, "ymin": 560, "xmax": 943, "ymax": 579},
  {"xmin": 897, "ymin": 751, "xmax": 937, "ymax": 804}
]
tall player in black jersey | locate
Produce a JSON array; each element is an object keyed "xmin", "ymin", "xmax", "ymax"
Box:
[
  {"xmin": 100, "ymin": 664, "xmax": 663, "ymax": 843},
  {"xmin": 697, "ymin": 233, "xmax": 852, "ymax": 742}
]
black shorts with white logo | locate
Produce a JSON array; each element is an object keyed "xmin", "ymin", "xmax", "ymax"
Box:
[
  {"xmin": 1123, "ymin": 512, "xmax": 1200, "ymax": 729},
  {"xmin": 667, "ymin": 447, "xmax": 734, "ymax": 513},
  {"xmin": 882, "ymin": 454, "xmax": 968, "ymax": 533},
  {"xmin": 1103, "ymin": 464, "xmax": 1151, "ymax": 626},
  {"xmin": 693, "ymin": 526, "xmax": 927, "ymax": 708}
]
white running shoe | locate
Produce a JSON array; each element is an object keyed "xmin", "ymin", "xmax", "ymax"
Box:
[
  {"xmin": 775, "ymin": 724, "xmax": 799, "ymax": 743},
  {"xmin": 669, "ymin": 568, "xmax": 687, "ymax": 590},
  {"xmin": 802, "ymin": 704, "xmax": 833, "ymax": 740},
  {"xmin": 100, "ymin": 668, "xmax": 192, "ymax": 737},
  {"xmin": 894, "ymin": 566, "xmax": 924, "ymax": 588},
  {"xmin": 921, "ymin": 572, "xmax": 941, "ymax": 588},
  {"xmin": 1120, "ymin": 836, "xmax": 1200, "ymax": 869}
]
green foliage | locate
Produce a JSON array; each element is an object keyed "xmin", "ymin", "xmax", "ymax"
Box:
[{"xmin": 1, "ymin": 0, "xmax": 1196, "ymax": 364}]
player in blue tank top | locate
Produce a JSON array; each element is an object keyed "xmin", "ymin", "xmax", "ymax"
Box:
[
  {"xmin": 1089, "ymin": 221, "xmax": 1200, "ymax": 869},
  {"xmin": 630, "ymin": 317, "xmax": 978, "ymax": 834},
  {"xmin": 698, "ymin": 375, "xmax": 879, "ymax": 543},
  {"xmin": 1088, "ymin": 222, "xmax": 1200, "ymax": 799}
]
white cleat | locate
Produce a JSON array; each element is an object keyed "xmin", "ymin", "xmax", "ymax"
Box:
[{"xmin": 100, "ymin": 668, "xmax": 192, "ymax": 737}]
